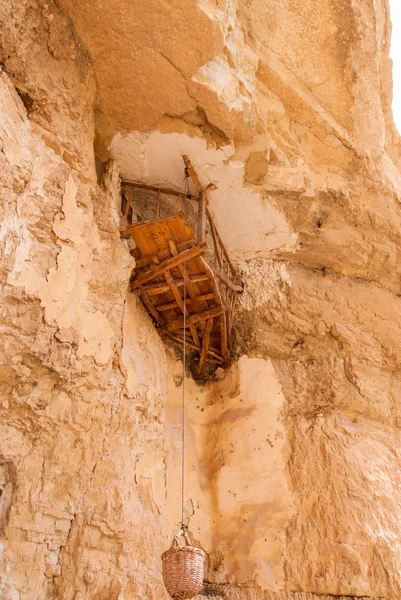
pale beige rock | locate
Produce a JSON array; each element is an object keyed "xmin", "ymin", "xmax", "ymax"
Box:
[{"xmin": 1, "ymin": 0, "xmax": 401, "ymax": 599}]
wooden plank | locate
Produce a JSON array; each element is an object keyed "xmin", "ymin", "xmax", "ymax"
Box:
[
  {"xmin": 149, "ymin": 220, "xmax": 174, "ymax": 252},
  {"xmin": 199, "ymin": 256, "xmax": 225, "ymax": 309},
  {"xmin": 136, "ymin": 274, "xmax": 209, "ymax": 296},
  {"xmin": 133, "ymin": 239, "xmax": 196, "ymax": 269},
  {"xmin": 121, "ymin": 211, "xmax": 194, "ymax": 239},
  {"xmin": 128, "ymin": 222, "xmax": 159, "ymax": 256},
  {"xmin": 131, "ymin": 245, "xmax": 206, "ymax": 289},
  {"xmin": 161, "ymin": 306, "xmax": 224, "ymax": 334},
  {"xmin": 156, "ymin": 293, "xmax": 214, "ymax": 312},
  {"xmin": 181, "ymin": 155, "xmax": 240, "ymax": 280},
  {"xmin": 182, "ymin": 155, "xmax": 203, "ymax": 193},
  {"xmin": 198, "ymin": 191, "xmax": 206, "ymax": 246},
  {"xmin": 197, "ymin": 318, "xmax": 213, "ymax": 376},
  {"xmin": 205, "ymin": 206, "xmax": 237, "ymax": 277},
  {"xmin": 166, "ymin": 334, "xmax": 224, "ymax": 363},
  {"xmin": 123, "ymin": 187, "xmax": 134, "ymax": 220},
  {"xmin": 122, "ymin": 181, "xmax": 198, "ymax": 200},
  {"xmin": 166, "ymin": 213, "xmax": 193, "ymax": 248},
  {"xmin": 208, "ymin": 263, "xmax": 244, "ymax": 293},
  {"xmin": 208, "ymin": 212, "xmax": 222, "ymax": 268},
  {"xmin": 164, "ymin": 271, "xmax": 201, "ymax": 347},
  {"xmin": 138, "ymin": 285, "xmax": 165, "ymax": 326},
  {"xmin": 168, "ymin": 240, "xmax": 201, "ymax": 313}
]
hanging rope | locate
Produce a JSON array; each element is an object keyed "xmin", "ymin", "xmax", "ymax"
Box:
[
  {"xmin": 161, "ymin": 165, "xmax": 206, "ymax": 600},
  {"xmin": 181, "ymin": 169, "xmax": 189, "ymax": 529}
]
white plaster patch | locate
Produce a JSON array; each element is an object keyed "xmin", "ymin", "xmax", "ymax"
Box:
[{"xmin": 110, "ymin": 131, "xmax": 296, "ymax": 260}]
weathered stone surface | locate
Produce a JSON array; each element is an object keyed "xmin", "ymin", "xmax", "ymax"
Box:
[{"xmin": 1, "ymin": 0, "xmax": 401, "ymax": 598}]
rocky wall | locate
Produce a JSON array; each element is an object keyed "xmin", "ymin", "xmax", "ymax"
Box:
[
  {"xmin": 1, "ymin": 0, "xmax": 401, "ymax": 599},
  {"xmin": 0, "ymin": 3, "xmax": 168, "ymax": 598}
]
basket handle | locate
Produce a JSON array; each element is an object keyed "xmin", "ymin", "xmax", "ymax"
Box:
[{"xmin": 171, "ymin": 529, "xmax": 192, "ymax": 548}]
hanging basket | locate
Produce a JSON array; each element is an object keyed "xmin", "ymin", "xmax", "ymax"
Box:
[{"xmin": 161, "ymin": 530, "xmax": 205, "ymax": 599}]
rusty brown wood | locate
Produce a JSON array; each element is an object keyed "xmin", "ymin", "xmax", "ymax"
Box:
[
  {"xmin": 182, "ymin": 154, "xmax": 240, "ymax": 283},
  {"xmin": 123, "ymin": 187, "xmax": 134, "ymax": 219},
  {"xmin": 121, "ymin": 212, "xmax": 194, "ymax": 239},
  {"xmin": 198, "ymin": 190, "xmax": 206, "ymax": 246},
  {"xmin": 135, "ymin": 274, "xmax": 209, "ymax": 296},
  {"xmin": 132, "ymin": 239, "xmax": 196, "ymax": 269},
  {"xmin": 155, "ymin": 189, "xmax": 160, "ymax": 219},
  {"xmin": 131, "ymin": 245, "xmax": 206, "ymax": 289},
  {"xmin": 199, "ymin": 256, "xmax": 225, "ymax": 310},
  {"xmin": 208, "ymin": 212, "xmax": 222, "ymax": 268},
  {"xmin": 164, "ymin": 270, "xmax": 200, "ymax": 347},
  {"xmin": 138, "ymin": 285, "xmax": 165, "ymax": 326},
  {"xmin": 156, "ymin": 293, "xmax": 214, "ymax": 312},
  {"xmin": 166, "ymin": 334, "xmax": 224, "ymax": 363},
  {"xmin": 182, "ymin": 155, "xmax": 203, "ymax": 193},
  {"xmin": 122, "ymin": 180, "xmax": 198, "ymax": 200},
  {"xmin": 208, "ymin": 263, "xmax": 243, "ymax": 293},
  {"xmin": 197, "ymin": 318, "xmax": 214, "ymax": 376},
  {"xmin": 168, "ymin": 239, "xmax": 201, "ymax": 313},
  {"xmin": 205, "ymin": 206, "xmax": 237, "ymax": 277},
  {"xmin": 161, "ymin": 306, "xmax": 224, "ymax": 334}
]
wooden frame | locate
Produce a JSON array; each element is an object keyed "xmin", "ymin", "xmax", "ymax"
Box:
[{"xmin": 120, "ymin": 156, "xmax": 243, "ymax": 376}]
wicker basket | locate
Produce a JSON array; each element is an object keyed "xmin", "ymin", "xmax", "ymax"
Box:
[{"xmin": 161, "ymin": 530, "xmax": 205, "ymax": 599}]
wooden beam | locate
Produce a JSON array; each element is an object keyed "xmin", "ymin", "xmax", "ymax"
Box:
[
  {"xmin": 132, "ymin": 240, "xmax": 196, "ymax": 269},
  {"xmin": 208, "ymin": 212, "xmax": 222, "ymax": 268},
  {"xmin": 182, "ymin": 155, "xmax": 203, "ymax": 194},
  {"xmin": 197, "ymin": 318, "xmax": 213, "ymax": 376},
  {"xmin": 182, "ymin": 154, "xmax": 241, "ymax": 282},
  {"xmin": 123, "ymin": 187, "xmax": 134, "ymax": 219},
  {"xmin": 122, "ymin": 180, "xmax": 198, "ymax": 200},
  {"xmin": 198, "ymin": 191, "xmax": 206, "ymax": 246},
  {"xmin": 199, "ymin": 257, "xmax": 225, "ymax": 309},
  {"xmin": 137, "ymin": 285, "xmax": 165, "ymax": 326},
  {"xmin": 156, "ymin": 293, "xmax": 214, "ymax": 312},
  {"xmin": 205, "ymin": 206, "xmax": 238, "ymax": 277},
  {"xmin": 130, "ymin": 245, "xmax": 206, "ymax": 289},
  {"xmin": 164, "ymin": 270, "xmax": 200, "ymax": 347},
  {"xmin": 208, "ymin": 263, "xmax": 243, "ymax": 293},
  {"xmin": 121, "ymin": 211, "xmax": 195, "ymax": 239},
  {"xmin": 161, "ymin": 306, "xmax": 224, "ymax": 334},
  {"xmin": 166, "ymin": 333, "xmax": 224, "ymax": 363},
  {"xmin": 168, "ymin": 239, "xmax": 200, "ymax": 313},
  {"xmin": 136, "ymin": 274, "xmax": 209, "ymax": 296}
]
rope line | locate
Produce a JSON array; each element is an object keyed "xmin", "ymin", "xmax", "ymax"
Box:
[{"xmin": 181, "ymin": 170, "xmax": 189, "ymax": 529}]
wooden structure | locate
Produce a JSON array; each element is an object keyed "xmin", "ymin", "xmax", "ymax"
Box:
[{"xmin": 120, "ymin": 156, "xmax": 243, "ymax": 376}]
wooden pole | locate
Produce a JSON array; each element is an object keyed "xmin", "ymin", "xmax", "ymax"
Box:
[
  {"xmin": 198, "ymin": 191, "xmax": 206, "ymax": 245},
  {"xmin": 122, "ymin": 187, "xmax": 134, "ymax": 226},
  {"xmin": 208, "ymin": 264, "xmax": 244, "ymax": 293},
  {"xmin": 122, "ymin": 181, "xmax": 199, "ymax": 200}
]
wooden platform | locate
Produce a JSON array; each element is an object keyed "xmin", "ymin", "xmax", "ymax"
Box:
[{"xmin": 120, "ymin": 156, "xmax": 243, "ymax": 376}]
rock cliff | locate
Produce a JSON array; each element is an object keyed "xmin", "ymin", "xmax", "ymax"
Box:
[{"xmin": 1, "ymin": 0, "xmax": 401, "ymax": 598}]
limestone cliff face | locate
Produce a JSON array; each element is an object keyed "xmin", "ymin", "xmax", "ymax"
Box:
[{"xmin": 1, "ymin": 0, "xmax": 401, "ymax": 599}]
